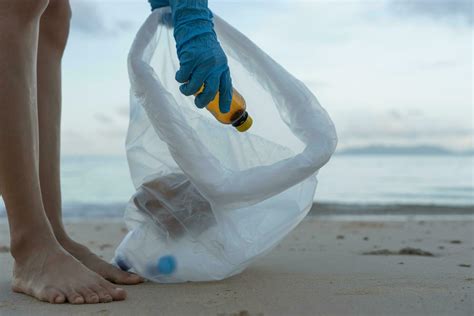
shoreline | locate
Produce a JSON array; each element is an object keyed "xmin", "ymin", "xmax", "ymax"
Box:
[
  {"xmin": 1, "ymin": 202, "xmax": 472, "ymax": 220},
  {"xmin": 310, "ymin": 202, "xmax": 474, "ymax": 216}
]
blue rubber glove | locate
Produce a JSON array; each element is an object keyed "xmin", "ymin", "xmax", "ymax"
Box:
[
  {"xmin": 150, "ymin": 0, "xmax": 232, "ymax": 113},
  {"xmin": 149, "ymin": 0, "xmax": 169, "ymax": 10}
]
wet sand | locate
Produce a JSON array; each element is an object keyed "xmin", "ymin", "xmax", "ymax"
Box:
[{"xmin": 0, "ymin": 216, "xmax": 472, "ymax": 315}]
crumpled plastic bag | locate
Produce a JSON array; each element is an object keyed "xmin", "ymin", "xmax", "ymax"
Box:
[{"xmin": 113, "ymin": 7, "xmax": 338, "ymax": 283}]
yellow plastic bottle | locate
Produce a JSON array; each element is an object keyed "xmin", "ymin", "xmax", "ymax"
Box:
[{"xmin": 196, "ymin": 88, "xmax": 253, "ymax": 132}]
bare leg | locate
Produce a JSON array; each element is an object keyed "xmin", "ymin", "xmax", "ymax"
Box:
[
  {"xmin": 36, "ymin": 0, "xmax": 142, "ymax": 285},
  {"xmin": 0, "ymin": 0, "xmax": 125, "ymax": 304}
]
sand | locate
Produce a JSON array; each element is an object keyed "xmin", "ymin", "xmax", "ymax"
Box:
[{"xmin": 0, "ymin": 216, "xmax": 472, "ymax": 316}]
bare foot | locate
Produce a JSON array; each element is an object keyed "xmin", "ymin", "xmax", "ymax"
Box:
[
  {"xmin": 12, "ymin": 244, "xmax": 126, "ymax": 304},
  {"xmin": 60, "ymin": 238, "xmax": 144, "ymax": 285}
]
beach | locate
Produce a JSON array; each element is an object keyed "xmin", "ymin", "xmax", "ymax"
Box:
[{"xmin": 0, "ymin": 207, "xmax": 472, "ymax": 316}]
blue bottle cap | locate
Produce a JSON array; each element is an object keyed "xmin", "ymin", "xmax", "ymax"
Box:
[
  {"xmin": 157, "ymin": 255, "xmax": 176, "ymax": 275},
  {"xmin": 116, "ymin": 257, "xmax": 131, "ymax": 271}
]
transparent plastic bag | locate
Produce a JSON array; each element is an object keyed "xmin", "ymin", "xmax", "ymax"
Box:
[{"xmin": 113, "ymin": 7, "xmax": 338, "ymax": 283}]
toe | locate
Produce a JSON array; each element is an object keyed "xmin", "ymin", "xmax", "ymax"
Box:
[
  {"xmin": 125, "ymin": 273, "xmax": 145, "ymax": 284},
  {"xmin": 101, "ymin": 281, "xmax": 127, "ymax": 301},
  {"xmin": 92, "ymin": 285, "xmax": 113, "ymax": 303},
  {"xmin": 41, "ymin": 287, "xmax": 65, "ymax": 304},
  {"xmin": 54, "ymin": 295, "xmax": 66, "ymax": 304},
  {"xmin": 107, "ymin": 267, "xmax": 144, "ymax": 285},
  {"xmin": 78, "ymin": 286, "xmax": 100, "ymax": 304},
  {"xmin": 65, "ymin": 289, "xmax": 85, "ymax": 304}
]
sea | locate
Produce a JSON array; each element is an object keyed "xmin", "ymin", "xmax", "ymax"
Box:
[{"xmin": 0, "ymin": 155, "xmax": 472, "ymax": 218}]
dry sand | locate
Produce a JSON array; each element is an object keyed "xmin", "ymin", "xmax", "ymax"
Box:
[{"xmin": 0, "ymin": 216, "xmax": 472, "ymax": 316}]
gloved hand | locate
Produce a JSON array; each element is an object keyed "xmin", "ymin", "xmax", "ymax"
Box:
[
  {"xmin": 150, "ymin": 0, "xmax": 232, "ymax": 113},
  {"xmin": 149, "ymin": 0, "xmax": 169, "ymax": 10}
]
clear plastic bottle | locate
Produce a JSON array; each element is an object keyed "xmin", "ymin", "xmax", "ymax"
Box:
[{"xmin": 197, "ymin": 88, "xmax": 253, "ymax": 132}]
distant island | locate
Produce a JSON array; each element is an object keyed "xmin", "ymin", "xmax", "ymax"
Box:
[{"xmin": 337, "ymin": 145, "xmax": 474, "ymax": 156}]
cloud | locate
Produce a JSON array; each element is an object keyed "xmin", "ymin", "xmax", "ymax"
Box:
[
  {"xmin": 95, "ymin": 107, "xmax": 130, "ymax": 125},
  {"xmin": 70, "ymin": 0, "xmax": 134, "ymax": 36},
  {"xmin": 62, "ymin": 125, "xmax": 127, "ymax": 155},
  {"xmin": 335, "ymin": 109, "xmax": 474, "ymax": 150},
  {"xmin": 117, "ymin": 106, "xmax": 129, "ymax": 118},
  {"xmin": 70, "ymin": 1, "xmax": 107, "ymax": 34},
  {"xmin": 94, "ymin": 113, "xmax": 115, "ymax": 124},
  {"xmin": 417, "ymin": 60, "xmax": 459, "ymax": 71},
  {"xmin": 389, "ymin": 0, "xmax": 473, "ymax": 26}
]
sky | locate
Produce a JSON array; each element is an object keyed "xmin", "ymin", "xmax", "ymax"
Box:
[{"xmin": 61, "ymin": 0, "xmax": 473, "ymax": 155}]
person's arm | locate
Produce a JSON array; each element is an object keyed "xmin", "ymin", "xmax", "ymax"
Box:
[{"xmin": 149, "ymin": 0, "xmax": 232, "ymax": 113}]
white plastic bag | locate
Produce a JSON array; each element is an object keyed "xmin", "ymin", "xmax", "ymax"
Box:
[{"xmin": 114, "ymin": 7, "xmax": 337, "ymax": 283}]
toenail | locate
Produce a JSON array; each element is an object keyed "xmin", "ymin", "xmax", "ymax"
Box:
[
  {"xmin": 54, "ymin": 296, "xmax": 65, "ymax": 304},
  {"xmin": 74, "ymin": 297, "xmax": 84, "ymax": 304}
]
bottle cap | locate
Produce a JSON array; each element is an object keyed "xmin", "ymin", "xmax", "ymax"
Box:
[
  {"xmin": 116, "ymin": 257, "xmax": 131, "ymax": 272},
  {"xmin": 236, "ymin": 115, "xmax": 253, "ymax": 132},
  {"xmin": 157, "ymin": 255, "xmax": 177, "ymax": 275}
]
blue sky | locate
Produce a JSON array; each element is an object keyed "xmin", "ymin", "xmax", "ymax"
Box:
[{"xmin": 61, "ymin": 0, "xmax": 473, "ymax": 155}]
